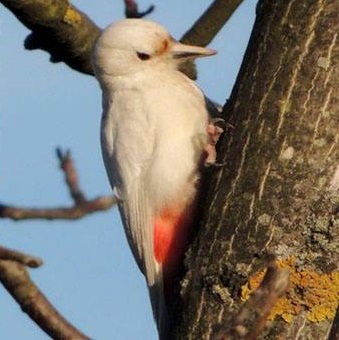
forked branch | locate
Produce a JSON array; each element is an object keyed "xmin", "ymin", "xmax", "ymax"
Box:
[{"xmin": 0, "ymin": 149, "xmax": 117, "ymax": 221}]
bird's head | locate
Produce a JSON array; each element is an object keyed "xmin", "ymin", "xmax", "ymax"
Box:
[{"xmin": 92, "ymin": 19, "xmax": 216, "ymax": 80}]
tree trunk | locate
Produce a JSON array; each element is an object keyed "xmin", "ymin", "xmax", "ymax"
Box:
[{"xmin": 174, "ymin": 0, "xmax": 339, "ymax": 338}]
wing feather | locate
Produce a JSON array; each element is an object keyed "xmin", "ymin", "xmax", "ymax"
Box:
[
  {"xmin": 118, "ymin": 182, "xmax": 167, "ymax": 329},
  {"xmin": 101, "ymin": 91, "xmax": 159, "ymax": 274}
]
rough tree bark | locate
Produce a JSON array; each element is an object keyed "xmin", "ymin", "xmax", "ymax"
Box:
[
  {"xmin": 174, "ymin": 0, "xmax": 338, "ymax": 339},
  {"xmin": 1, "ymin": 0, "xmax": 338, "ymax": 338}
]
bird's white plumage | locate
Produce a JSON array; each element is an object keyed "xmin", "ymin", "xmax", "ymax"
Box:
[{"xmin": 92, "ymin": 19, "xmax": 216, "ymax": 338}]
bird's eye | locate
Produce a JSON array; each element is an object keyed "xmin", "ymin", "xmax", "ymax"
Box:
[{"xmin": 137, "ymin": 52, "xmax": 151, "ymax": 61}]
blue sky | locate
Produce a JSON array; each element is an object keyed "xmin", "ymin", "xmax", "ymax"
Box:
[{"xmin": 0, "ymin": 1, "xmax": 256, "ymax": 338}]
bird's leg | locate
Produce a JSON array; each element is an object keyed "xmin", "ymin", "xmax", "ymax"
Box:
[{"xmin": 205, "ymin": 118, "xmax": 225, "ymax": 167}]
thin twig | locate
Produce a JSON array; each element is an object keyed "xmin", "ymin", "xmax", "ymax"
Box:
[
  {"xmin": 124, "ymin": 0, "xmax": 155, "ymax": 18},
  {"xmin": 0, "ymin": 259, "xmax": 90, "ymax": 339},
  {"xmin": 56, "ymin": 148, "xmax": 86, "ymax": 204},
  {"xmin": 0, "ymin": 245, "xmax": 42, "ymax": 268}
]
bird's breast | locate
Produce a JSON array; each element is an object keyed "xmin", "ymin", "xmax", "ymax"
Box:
[{"xmin": 102, "ymin": 73, "xmax": 208, "ymax": 204}]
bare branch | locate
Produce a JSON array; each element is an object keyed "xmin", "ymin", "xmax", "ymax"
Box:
[
  {"xmin": 0, "ymin": 259, "xmax": 89, "ymax": 339},
  {"xmin": 56, "ymin": 148, "xmax": 86, "ymax": 205},
  {"xmin": 179, "ymin": 0, "xmax": 244, "ymax": 79},
  {"xmin": 0, "ymin": 149, "xmax": 117, "ymax": 221},
  {"xmin": 0, "ymin": 245, "xmax": 42, "ymax": 268},
  {"xmin": 124, "ymin": 0, "xmax": 155, "ymax": 18},
  {"xmin": 0, "ymin": 196, "xmax": 116, "ymax": 221},
  {"xmin": 0, "ymin": 0, "xmax": 101, "ymax": 75},
  {"xmin": 181, "ymin": 0, "xmax": 244, "ymax": 46},
  {"xmin": 215, "ymin": 261, "xmax": 290, "ymax": 340},
  {"xmin": 1, "ymin": 0, "xmax": 242, "ymax": 80}
]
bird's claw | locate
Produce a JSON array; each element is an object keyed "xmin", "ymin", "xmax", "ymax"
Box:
[{"xmin": 204, "ymin": 118, "xmax": 225, "ymax": 167}]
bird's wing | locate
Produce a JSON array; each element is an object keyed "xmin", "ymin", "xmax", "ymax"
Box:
[
  {"xmin": 101, "ymin": 91, "xmax": 160, "ymax": 288},
  {"xmin": 103, "ymin": 93, "xmax": 166, "ymax": 328},
  {"xmin": 118, "ymin": 180, "xmax": 166, "ymax": 329},
  {"xmin": 118, "ymin": 182, "xmax": 159, "ymax": 285}
]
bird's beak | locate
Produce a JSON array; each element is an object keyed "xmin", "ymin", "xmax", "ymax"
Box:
[{"xmin": 170, "ymin": 41, "xmax": 217, "ymax": 60}]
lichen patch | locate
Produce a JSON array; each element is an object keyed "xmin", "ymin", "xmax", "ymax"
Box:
[{"xmin": 241, "ymin": 257, "xmax": 339, "ymax": 323}]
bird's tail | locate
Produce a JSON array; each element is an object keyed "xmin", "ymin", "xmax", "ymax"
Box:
[
  {"xmin": 149, "ymin": 203, "xmax": 196, "ymax": 339},
  {"xmin": 149, "ymin": 273, "xmax": 171, "ymax": 340}
]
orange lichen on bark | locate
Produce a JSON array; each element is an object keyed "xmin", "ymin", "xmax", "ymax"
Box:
[
  {"xmin": 63, "ymin": 6, "xmax": 82, "ymax": 25},
  {"xmin": 241, "ymin": 257, "xmax": 339, "ymax": 323}
]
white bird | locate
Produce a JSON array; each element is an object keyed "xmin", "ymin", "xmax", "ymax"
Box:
[{"xmin": 92, "ymin": 19, "xmax": 217, "ymax": 338}]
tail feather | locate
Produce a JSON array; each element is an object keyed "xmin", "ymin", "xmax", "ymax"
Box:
[{"xmin": 149, "ymin": 272, "xmax": 170, "ymax": 340}]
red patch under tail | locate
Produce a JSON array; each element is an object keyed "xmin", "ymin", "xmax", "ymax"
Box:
[{"xmin": 153, "ymin": 202, "xmax": 195, "ymax": 300}]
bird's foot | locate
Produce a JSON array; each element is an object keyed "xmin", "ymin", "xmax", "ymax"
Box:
[{"xmin": 204, "ymin": 118, "xmax": 225, "ymax": 167}]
